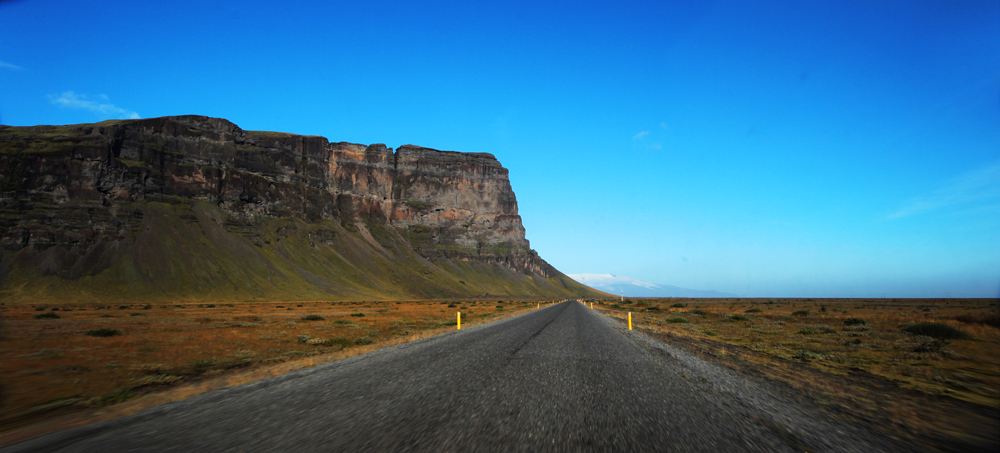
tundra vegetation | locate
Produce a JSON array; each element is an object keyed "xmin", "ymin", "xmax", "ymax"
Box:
[
  {"xmin": 594, "ymin": 297, "xmax": 1000, "ymax": 449},
  {"xmin": 0, "ymin": 299, "xmax": 546, "ymax": 435}
]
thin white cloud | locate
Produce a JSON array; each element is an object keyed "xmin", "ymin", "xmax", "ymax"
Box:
[
  {"xmin": 567, "ymin": 273, "xmax": 662, "ymax": 289},
  {"xmin": 632, "ymin": 130, "xmax": 649, "ymax": 139},
  {"xmin": 0, "ymin": 60, "xmax": 24, "ymax": 71},
  {"xmin": 889, "ymin": 161, "xmax": 1000, "ymax": 219},
  {"xmin": 48, "ymin": 91, "xmax": 140, "ymax": 119}
]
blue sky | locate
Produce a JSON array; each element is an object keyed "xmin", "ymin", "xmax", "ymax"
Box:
[{"xmin": 2, "ymin": 0, "xmax": 998, "ymax": 297}]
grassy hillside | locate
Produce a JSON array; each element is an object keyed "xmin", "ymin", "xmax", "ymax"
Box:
[{"xmin": 0, "ymin": 198, "xmax": 603, "ymax": 304}]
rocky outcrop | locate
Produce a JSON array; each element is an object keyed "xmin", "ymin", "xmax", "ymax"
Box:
[{"xmin": 0, "ymin": 116, "xmax": 581, "ymax": 301}]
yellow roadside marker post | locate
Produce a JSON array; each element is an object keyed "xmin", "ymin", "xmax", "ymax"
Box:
[
  {"xmin": 590, "ymin": 302, "xmax": 593, "ymax": 309},
  {"xmin": 628, "ymin": 312, "xmax": 632, "ymax": 330},
  {"xmin": 537, "ymin": 303, "xmax": 540, "ymax": 309},
  {"xmin": 457, "ymin": 312, "xmax": 461, "ymax": 330}
]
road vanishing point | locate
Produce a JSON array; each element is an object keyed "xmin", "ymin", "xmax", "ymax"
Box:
[{"xmin": 5, "ymin": 301, "xmax": 906, "ymax": 452}]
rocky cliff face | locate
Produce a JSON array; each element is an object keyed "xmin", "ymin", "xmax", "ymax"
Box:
[{"xmin": 0, "ymin": 116, "xmax": 584, "ymax": 301}]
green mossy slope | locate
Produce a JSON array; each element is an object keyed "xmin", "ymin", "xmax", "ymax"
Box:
[{"xmin": 0, "ymin": 200, "xmax": 603, "ymax": 303}]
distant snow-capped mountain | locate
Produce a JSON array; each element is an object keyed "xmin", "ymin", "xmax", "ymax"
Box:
[{"xmin": 567, "ymin": 273, "xmax": 738, "ymax": 298}]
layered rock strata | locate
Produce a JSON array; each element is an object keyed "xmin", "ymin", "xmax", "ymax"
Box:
[{"xmin": 0, "ymin": 116, "xmax": 584, "ymax": 301}]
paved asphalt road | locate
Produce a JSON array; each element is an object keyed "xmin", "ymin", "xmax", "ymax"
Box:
[{"xmin": 5, "ymin": 301, "xmax": 907, "ymax": 452}]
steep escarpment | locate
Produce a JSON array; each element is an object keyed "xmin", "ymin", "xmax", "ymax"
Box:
[{"xmin": 0, "ymin": 115, "xmax": 599, "ymax": 302}]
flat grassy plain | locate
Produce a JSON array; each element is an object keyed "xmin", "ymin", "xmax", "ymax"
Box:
[
  {"xmin": 0, "ymin": 298, "xmax": 545, "ymax": 441},
  {"xmin": 596, "ymin": 297, "xmax": 999, "ymax": 450}
]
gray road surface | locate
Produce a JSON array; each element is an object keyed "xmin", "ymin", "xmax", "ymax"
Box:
[{"xmin": 4, "ymin": 301, "xmax": 908, "ymax": 452}]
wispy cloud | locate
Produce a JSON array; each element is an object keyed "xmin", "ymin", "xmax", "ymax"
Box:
[
  {"xmin": 632, "ymin": 129, "xmax": 662, "ymax": 150},
  {"xmin": 567, "ymin": 273, "xmax": 662, "ymax": 289},
  {"xmin": 48, "ymin": 91, "xmax": 140, "ymax": 119},
  {"xmin": 889, "ymin": 161, "xmax": 1000, "ymax": 219},
  {"xmin": 0, "ymin": 60, "xmax": 24, "ymax": 71}
]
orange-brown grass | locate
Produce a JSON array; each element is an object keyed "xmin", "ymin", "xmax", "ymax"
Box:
[
  {"xmin": 0, "ymin": 298, "xmax": 549, "ymax": 439},
  {"xmin": 590, "ymin": 297, "xmax": 1000, "ymax": 449}
]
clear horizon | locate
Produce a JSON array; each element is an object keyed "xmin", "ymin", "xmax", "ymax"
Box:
[{"xmin": 1, "ymin": 0, "xmax": 997, "ymax": 298}]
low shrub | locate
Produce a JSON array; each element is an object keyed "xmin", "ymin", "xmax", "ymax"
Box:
[
  {"xmin": 842, "ymin": 325, "xmax": 871, "ymax": 332},
  {"xmin": 843, "ymin": 318, "xmax": 866, "ymax": 326},
  {"xmin": 636, "ymin": 300, "xmax": 650, "ymax": 306},
  {"xmin": 34, "ymin": 312, "xmax": 60, "ymax": 319},
  {"xmin": 332, "ymin": 319, "xmax": 354, "ymax": 325},
  {"xmin": 670, "ymin": 303, "xmax": 687, "ymax": 308},
  {"xmin": 301, "ymin": 315, "xmax": 325, "ymax": 321},
  {"xmin": 900, "ymin": 322, "xmax": 971, "ymax": 340},
  {"xmin": 610, "ymin": 304, "xmax": 624, "ymax": 309},
  {"xmin": 33, "ymin": 348, "xmax": 65, "ymax": 359},
  {"xmin": 799, "ymin": 325, "xmax": 836, "ymax": 335},
  {"xmin": 745, "ymin": 308, "xmax": 762, "ymax": 313},
  {"xmin": 324, "ymin": 337, "xmax": 353, "ymax": 348},
  {"xmin": 350, "ymin": 313, "xmax": 365, "ymax": 317},
  {"xmin": 911, "ymin": 337, "xmax": 948, "ymax": 353},
  {"xmin": 192, "ymin": 359, "xmax": 215, "ymax": 373},
  {"xmin": 791, "ymin": 310, "xmax": 810, "ymax": 316},
  {"xmin": 727, "ymin": 314, "xmax": 750, "ymax": 321},
  {"xmin": 665, "ymin": 316, "xmax": 689, "ymax": 323},
  {"xmin": 955, "ymin": 313, "xmax": 1000, "ymax": 328},
  {"xmin": 689, "ymin": 309, "xmax": 708, "ymax": 316},
  {"xmin": 86, "ymin": 328, "xmax": 122, "ymax": 337},
  {"xmin": 792, "ymin": 350, "xmax": 823, "ymax": 361},
  {"xmin": 447, "ymin": 303, "xmax": 457, "ymax": 308},
  {"xmin": 94, "ymin": 388, "xmax": 136, "ymax": 406},
  {"xmin": 355, "ymin": 337, "xmax": 375, "ymax": 345}
]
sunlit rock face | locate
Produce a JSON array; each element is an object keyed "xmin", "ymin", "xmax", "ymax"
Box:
[{"xmin": 0, "ymin": 115, "xmax": 556, "ymax": 280}]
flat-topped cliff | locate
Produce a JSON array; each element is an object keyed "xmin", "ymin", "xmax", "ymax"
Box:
[{"xmin": 0, "ymin": 116, "xmax": 599, "ymax": 302}]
